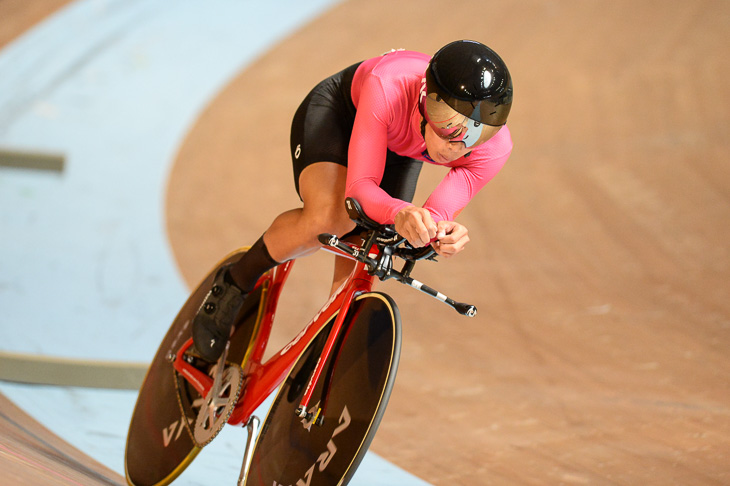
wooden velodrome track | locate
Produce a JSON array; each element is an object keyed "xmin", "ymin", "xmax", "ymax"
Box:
[{"xmin": 2, "ymin": 0, "xmax": 729, "ymax": 484}]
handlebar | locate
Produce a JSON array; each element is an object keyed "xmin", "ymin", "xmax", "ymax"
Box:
[{"xmin": 317, "ymin": 198, "xmax": 477, "ymax": 317}]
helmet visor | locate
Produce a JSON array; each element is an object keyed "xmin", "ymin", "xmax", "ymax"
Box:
[{"xmin": 424, "ymin": 94, "xmax": 501, "ymax": 147}]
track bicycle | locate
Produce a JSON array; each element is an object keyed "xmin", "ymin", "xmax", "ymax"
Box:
[{"xmin": 125, "ymin": 198, "xmax": 476, "ymax": 486}]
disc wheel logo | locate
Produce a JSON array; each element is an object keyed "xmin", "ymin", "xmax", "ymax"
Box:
[{"xmin": 276, "ymin": 405, "xmax": 351, "ymax": 486}]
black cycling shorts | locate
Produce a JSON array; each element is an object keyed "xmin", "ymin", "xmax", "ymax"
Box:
[{"xmin": 290, "ymin": 62, "xmax": 423, "ymax": 203}]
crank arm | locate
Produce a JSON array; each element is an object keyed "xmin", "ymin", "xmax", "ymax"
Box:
[{"xmin": 209, "ymin": 340, "xmax": 231, "ymax": 399}]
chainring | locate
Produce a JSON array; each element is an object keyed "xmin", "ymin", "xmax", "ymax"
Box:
[{"xmin": 193, "ymin": 364, "xmax": 243, "ymax": 447}]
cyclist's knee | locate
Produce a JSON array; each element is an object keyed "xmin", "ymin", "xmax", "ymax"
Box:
[{"xmin": 303, "ymin": 204, "xmax": 355, "ymax": 238}]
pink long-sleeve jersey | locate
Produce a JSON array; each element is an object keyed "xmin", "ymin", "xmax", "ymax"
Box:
[{"xmin": 347, "ymin": 49, "xmax": 513, "ymax": 224}]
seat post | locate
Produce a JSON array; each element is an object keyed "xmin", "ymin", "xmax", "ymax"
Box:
[{"xmin": 238, "ymin": 415, "xmax": 261, "ymax": 486}]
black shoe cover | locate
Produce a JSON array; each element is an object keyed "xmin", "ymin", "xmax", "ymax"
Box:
[{"xmin": 192, "ymin": 266, "xmax": 246, "ymax": 362}]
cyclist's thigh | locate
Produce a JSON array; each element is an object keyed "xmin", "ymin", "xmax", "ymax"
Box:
[
  {"xmin": 298, "ymin": 163, "xmax": 355, "ymax": 237},
  {"xmin": 290, "ymin": 63, "xmax": 360, "ymax": 198},
  {"xmin": 298, "ymin": 162, "xmax": 348, "ymax": 209}
]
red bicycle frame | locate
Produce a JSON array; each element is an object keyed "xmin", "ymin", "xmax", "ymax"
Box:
[{"xmin": 171, "ymin": 242, "xmax": 376, "ymax": 429}]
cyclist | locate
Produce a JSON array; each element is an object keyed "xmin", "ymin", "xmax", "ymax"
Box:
[{"xmin": 193, "ymin": 39, "xmax": 513, "ymax": 361}]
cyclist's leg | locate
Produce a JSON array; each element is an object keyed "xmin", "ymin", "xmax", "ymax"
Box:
[
  {"xmin": 263, "ymin": 162, "xmax": 355, "ymax": 263},
  {"xmin": 194, "ymin": 64, "xmax": 359, "ymax": 360},
  {"xmin": 229, "ymin": 60, "xmax": 360, "ymax": 290},
  {"xmin": 225, "ymin": 162, "xmax": 354, "ymax": 294},
  {"xmin": 194, "ymin": 164, "xmax": 354, "ymax": 360}
]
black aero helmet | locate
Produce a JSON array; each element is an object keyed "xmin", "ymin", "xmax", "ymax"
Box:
[{"xmin": 421, "ymin": 40, "xmax": 513, "ymax": 147}]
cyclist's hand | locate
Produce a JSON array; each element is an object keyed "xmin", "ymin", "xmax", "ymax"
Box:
[
  {"xmin": 395, "ymin": 206, "xmax": 437, "ymax": 248},
  {"xmin": 432, "ymin": 221, "xmax": 469, "ymax": 258}
]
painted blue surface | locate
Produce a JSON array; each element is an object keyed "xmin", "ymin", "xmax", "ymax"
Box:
[{"xmin": 0, "ymin": 1, "xmax": 431, "ymax": 484}]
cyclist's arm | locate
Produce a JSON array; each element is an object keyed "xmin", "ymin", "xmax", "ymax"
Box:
[
  {"xmin": 346, "ymin": 74, "xmax": 512, "ymax": 245},
  {"xmin": 345, "ymin": 77, "xmax": 411, "ymax": 224},
  {"xmin": 421, "ymin": 133, "xmax": 511, "ymax": 252},
  {"xmin": 422, "ymin": 129, "xmax": 512, "ymax": 223},
  {"xmin": 345, "ymin": 100, "xmax": 438, "ymax": 246}
]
